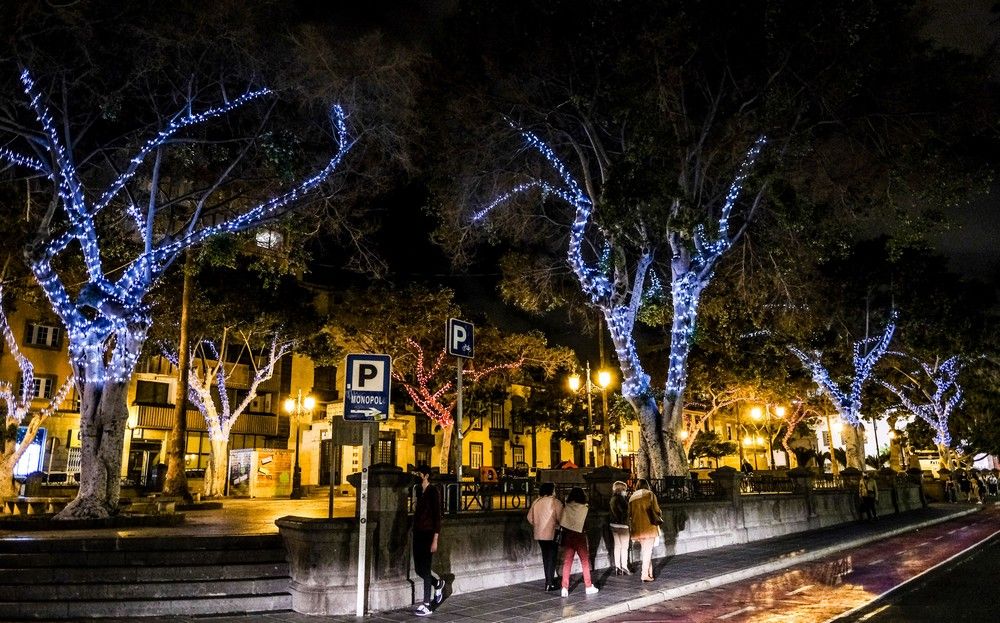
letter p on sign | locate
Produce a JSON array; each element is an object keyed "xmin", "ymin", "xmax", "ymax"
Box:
[{"xmin": 447, "ymin": 318, "xmax": 474, "ymax": 359}]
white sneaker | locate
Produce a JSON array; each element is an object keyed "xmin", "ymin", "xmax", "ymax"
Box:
[
  {"xmin": 414, "ymin": 604, "xmax": 432, "ymax": 617},
  {"xmin": 560, "ymin": 588, "xmax": 569, "ymax": 597},
  {"xmin": 585, "ymin": 586, "xmax": 599, "ymax": 595},
  {"xmin": 433, "ymin": 579, "xmax": 445, "ymax": 604}
]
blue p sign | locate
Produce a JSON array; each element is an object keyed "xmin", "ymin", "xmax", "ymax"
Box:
[{"xmin": 447, "ymin": 318, "xmax": 474, "ymax": 359}]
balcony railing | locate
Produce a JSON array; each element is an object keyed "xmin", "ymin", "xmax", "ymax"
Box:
[{"xmin": 135, "ymin": 405, "xmax": 280, "ymax": 436}]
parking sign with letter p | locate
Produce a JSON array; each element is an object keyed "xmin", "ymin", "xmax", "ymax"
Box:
[{"xmin": 447, "ymin": 318, "xmax": 474, "ymax": 358}]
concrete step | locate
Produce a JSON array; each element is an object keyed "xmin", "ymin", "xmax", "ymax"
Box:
[
  {"xmin": 0, "ymin": 534, "xmax": 283, "ymax": 553},
  {"xmin": 0, "ymin": 534, "xmax": 292, "ymax": 619},
  {"xmin": 0, "ymin": 561, "xmax": 288, "ymax": 584},
  {"xmin": 1, "ymin": 592, "xmax": 293, "ymax": 619},
  {"xmin": 0, "ymin": 547, "xmax": 286, "ymax": 568},
  {"xmin": 3, "ymin": 577, "xmax": 290, "ymax": 601}
]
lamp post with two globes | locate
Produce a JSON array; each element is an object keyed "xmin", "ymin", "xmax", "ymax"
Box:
[{"xmin": 285, "ymin": 390, "xmax": 315, "ymax": 500}]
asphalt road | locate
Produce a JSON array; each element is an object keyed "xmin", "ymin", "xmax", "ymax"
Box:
[
  {"xmin": 831, "ymin": 523, "xmax": 1000, "ymax": 623},
  {"xmin": 600, "ymin": 505, "xmax": 1000, "ymax": 623}
]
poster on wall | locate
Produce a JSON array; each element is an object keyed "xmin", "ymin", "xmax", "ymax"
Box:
[
  {"xmin": 228, "ymin": 449, "xmax": 254, "ymax": 497},
  {"xmin": 253, "ymin": 449, "xmax": 293, "ymax": 498},
  {"xmin": 228, "ymin": 448, "xmax": 293, "ymax": 498}
]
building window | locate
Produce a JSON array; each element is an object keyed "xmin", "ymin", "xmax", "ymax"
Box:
[
  {"xmin": 25, "ymin": 322, "xmax": 62, "ymax": 349},
  {"xmin": 135, "ymin": 380, "xmax": 171, "ymax": 405},
  {"xmin": 185, "ymin": 432, "xmax": 210, "ymax": 470},
  {"xmin": 248, "ymin": 392, "xmax": 272, "ymax": 414},
  {"xmin": 415, "ymin": 415, "xmax": 431, "ymax": 435},
  {"xmin": 626, "ymin": 431, "xmax": 633, "ymax": 452},
  {"xmin": 490, "ymin": 403, "xmax": 505, "ymax": 430},
  {"xmin": 726, "ymin": 424, "xmax": 733, "ymax": 441},
  {"xmin": 822, "ymin": 431, "xmax": 831, "ymax": 447},
  {"xmin": 469, "ymin": 442, "xmax": 483, "ymax": 470},
  {"xmin": 314, "ymin": 365, "xmax": 339, "ymax": 401},
  {"xmin": 470, "ymin": 403, "xmax": 483, "ymax": 430},
  {"xmin": 511, "ymin": 412, "xmax": 524, "ymax": 434},
  {"xmin": 415, "ymin": 446, "xmax": 431, "ymax": 467},
  {"xmin": 512, "ymin": 445, "xmax": 525, "ymax": 467},
  {"xmin": 19, "ymin": 375, "xmax": 56, "ymax": 400}
]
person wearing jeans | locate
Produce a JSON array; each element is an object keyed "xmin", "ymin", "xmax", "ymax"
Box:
[
  {"xmin": 412, "ymin": 465, "xmax": 445, "ymax": 616},
  {"xmin": 526, "ymin": 481, "xmax": 564, "ymax": 590},
  {"xmin": 559, "ymin": 487, "xmax": 599, "ymax": 596}
]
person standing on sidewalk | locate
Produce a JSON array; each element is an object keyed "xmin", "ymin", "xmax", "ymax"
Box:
[
  {"xmin": 559, "ymin": 487, "xmax": 599, "ymax": 597},
  {"xmin": 859, "ymin": 473, "xmax": 878, "ymax": 520},
  {"xmin": 526, "ymin": 481, "xmax": 563, "ymax": 591},
  {"xmin": 609, "ymin": 480, "xmax": 632, "ymax": 575},
  {"xmin": 412, "ymin": 465, "xmax": 445, "ymax": 616},
  {"xmin": 628, "ymin": 478, "xmax": 662, "ymax": 582}
]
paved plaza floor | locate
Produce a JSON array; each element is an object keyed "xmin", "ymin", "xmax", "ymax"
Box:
[{"xmin": 8, "ymin": 497, "xmax": 982, "ymax": 623}]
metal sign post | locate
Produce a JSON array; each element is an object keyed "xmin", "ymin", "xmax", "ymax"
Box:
[
  {"xmin": 456, "ymin": 357, "xmax": 463, "ymax": 484},
  {"xmin": 447, "ymin": 319, "xmax": 474, "ymax": 487},
  {"xmin": 356, "ymin": 424, "xmax": 371, "ymax": 618},
  {"xmin": 343, "ymin": 353, "xmax": 391, "ymax": 618}
]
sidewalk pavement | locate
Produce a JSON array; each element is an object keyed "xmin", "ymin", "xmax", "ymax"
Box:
[{"xmin": 86, "ymin": 502, "xmax": 982, "ymax": 623}]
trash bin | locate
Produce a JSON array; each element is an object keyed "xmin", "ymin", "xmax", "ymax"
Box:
[
  {"xmin": 149, "ymin": 463, "xmax": 167, "ymax": 493},
  {"xmin": 24, "ymin": 471, "xmax": 45, "ymax": 497}
]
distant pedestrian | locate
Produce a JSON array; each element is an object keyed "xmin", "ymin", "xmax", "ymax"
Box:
[
  {"xmin": 526, "ymin": 482, "xmax": 564, "ymax": 591},
  {"xmin": 969, "ymin": 474, "xmax": 983, "ymax": 504},
  {"xmin": 958, "ymin": 474, "xmax": 971, "ymax": 501},
  {"xmin": 944, "ymin": 478, "xmax": 957, "ymax": 503},
  {"xmin": 412, "ymin": 465, "xmax": 445, "ymax": 616},
  {"xmin": 988, "ymin": 473, "xmax": 998, "ymax": 497},
  {"xmin": 609, "ymin": 480, "xmax": 631, "ymax": 575},
  {"xmin": 628, "ymin": 478, "xmax": 662, "ymax": 582},
  {"xmin": 859, "ymin": 473, "xmax": 878, "ymax": 520},
  {"xmin": 559, "ymin": 487, "xmax": 599, "ymax": 597}
]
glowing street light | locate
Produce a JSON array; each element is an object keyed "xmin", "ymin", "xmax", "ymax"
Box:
[{"xmin": 285, "ymin": 390, "xmax": 315, "ymax": 499}]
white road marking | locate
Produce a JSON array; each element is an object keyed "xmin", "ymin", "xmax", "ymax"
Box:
[
  {"xmin": 718, "ymin": 606, "xmax": 756, "ymax": 619},
  {"xmin": 934, "ymin": 536, "xmax": 944, "ymax": 541},
  {"xmin": 786, "ymin": 584, "xmax": 814, "ymax": 595},
  {"xmin": 868, "ymin": 558, "xmax": 885, "ymax": 566},
  {"xmin": 859, "ymin": 605, "xmax": 891, "ymax": 621},
  {"xmin": 917, "ymin": 541, "xmax": 929, "ymax": 547}
]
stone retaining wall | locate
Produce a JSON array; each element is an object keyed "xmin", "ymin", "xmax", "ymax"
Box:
[{"xmin": 277, "ymin": 466, "xmax": 925, "ymax": 615}]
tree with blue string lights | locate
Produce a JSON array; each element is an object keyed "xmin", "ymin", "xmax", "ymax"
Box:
[
  {"xmin": 0, "ymin": 69, "xmax": 351, "ymax": 518},
  {"xmin": 476, "ymin": 131, "xmax": 769, "ymax": 479},
  {"xmin": 879, "ymin": 354, "xmax": 962, "ymax": 470},
  {"xmin": 788, "ymin": 313, "xmax": 896, "ymax": 471}
]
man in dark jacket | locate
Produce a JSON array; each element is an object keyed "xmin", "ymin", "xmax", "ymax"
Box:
[{"xmin": 412, "ymin": 465, "xmax": 445, "ymax": 616}]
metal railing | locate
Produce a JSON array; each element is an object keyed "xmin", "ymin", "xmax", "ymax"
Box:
[
  {"xmin": 740, "ymin": 473, "xmax": 795, "ymax": 494},
  {"xmin": 647, "ymin": 477, "xmax": 723, "ymax": 501}
]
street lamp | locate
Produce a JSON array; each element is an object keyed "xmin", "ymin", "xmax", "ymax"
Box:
[
  {"xmin": 567, "ymin": 365, "xmax": 594, "ymax": 467},
  {"xmin": 596, "ymin": 369, "xmax": 613, "ymax": 467},
  {"xmin": 285, "ymin": 390, "xmax": 315, "ymax": 500}
]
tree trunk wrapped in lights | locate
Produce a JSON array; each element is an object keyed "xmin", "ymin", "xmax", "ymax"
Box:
[
  {"xmin": 478, "ymin": 129, "xmax": 767, "ymax": 478},
  {"xmin": 788, "ymin": 313, "xmax": 896, "ymax": 471},
  {"xmin": 1, "ymin": 69, "xmax": 352, "ymax": 518},
  {"xmin": 394, "ymin": 338, "xmax": 525, "ymax": 474},
  {"xmin": 164, "ymin": 330, "xmax": 293, "ymax": 498},
  {"xmin": 879, "ymin": 355, "xmax": 961, "ymax": 469}
]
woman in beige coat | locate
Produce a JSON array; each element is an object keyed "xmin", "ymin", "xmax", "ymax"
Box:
[{"xmin": 628, "ymin": 478, "xmax": 662, "ymax": 582}]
